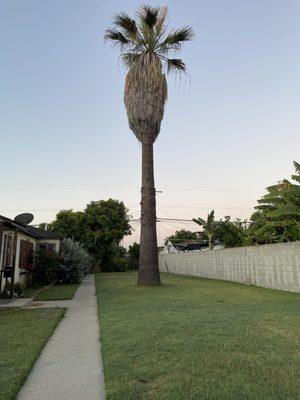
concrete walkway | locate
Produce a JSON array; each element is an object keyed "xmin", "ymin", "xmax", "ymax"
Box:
[
  {"xmin": 17, "ymin": 275, "xmax": 105, "ymax": 400},
  {"xmin": 0, "ymin": 297, "xmax": 32, "ymax": 308}
]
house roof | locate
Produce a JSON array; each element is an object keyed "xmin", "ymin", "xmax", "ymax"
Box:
[
  {"xmin": 172, "ymin": 242, "xmax": 208, "ymax": 251},
  {"xmin": 0, "ymin": 215, "xmax": 63, "ymax": 240},
  {"xmin": 168, "ymin": 238, "xmax": 223, "ymax": 252},
  {"xmin": 26, "ymin": 225, "xmax": 63, "ymax": 239}
]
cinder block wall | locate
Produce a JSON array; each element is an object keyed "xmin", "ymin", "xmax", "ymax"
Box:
[{"xmin": 159, "ymin": 241, "xmax": 300, "ymax": 293}]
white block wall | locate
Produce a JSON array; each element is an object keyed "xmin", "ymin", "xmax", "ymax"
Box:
[{"xmin": 159, "ymin": 241, "xmax": 300, "ymax": 293}]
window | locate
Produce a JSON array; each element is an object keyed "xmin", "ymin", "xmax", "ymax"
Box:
[
  {"xmin": 19, "ymin": 239, "xmax": 34, "ymax": 271},
  {"xmin": 38, "ymin": 243, "xmax": 56, "ymax": 252}
]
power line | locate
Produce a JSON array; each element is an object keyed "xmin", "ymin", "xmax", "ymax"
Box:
[
  {"xmin": 0, "ymin": 207, "xmax": 253, "ymax": 214},
  {"xmin": 157, "ymin": 206, "xmax": 176, "ymax": 219},
  {"xmin": 0, "ymin": 185, "xmax": 139, "ymax": 190},
  {"xmin": 0, "ymin": 184, "xmax": 263, "ymax": 192},
  {"xmin": 157, "ymin": 205, "xmax": 254, "ymax": 210},
  {"xmin": 0, "ymin": 209, "xmax": 62, "ymax": 212},
  {"xmin": 131, "ymin": 218, "xmax": 197, "ymax": 222}
]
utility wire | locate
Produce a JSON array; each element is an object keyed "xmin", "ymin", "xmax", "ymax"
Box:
[{"xmin": 0, "ymin": 184, "xmax": 262, "ymax": 192}]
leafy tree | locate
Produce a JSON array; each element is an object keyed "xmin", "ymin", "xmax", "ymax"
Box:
[
  {"xmin": 166, "ymin": 230, "xmax": 198, "ymax": 245},
  {"xmin": 246, "ymin": 211, "xmax": 277, "ymax": 244},
  {"xmin": 128, "ymin": 242, "xmax": 140, "ymax": 270},
  {"xmin": 83, "ymin": 199, "xmax": 131, "ymax": 263},
  {"xmin": 105, "ymin": 6, "xmax": 193, "ymax": 285},
  {"xmin": 48, "ymin": 210, "xmax": 85, "ymax": 242},
  {"xmin": 249, "ymin": 161, "xmax": 300, "ymax": 243},
  {"xmin": 38, "ymin": 222, "xmax": 48, "ymax": 231},
  {"xmin": 48, "ymin": 199, "xmax": 131, "ymax": 270},
  {"xmin": 216, "ymin": 216, "xmax": 246, "ymax": 247},
  {"xmin": 193, "ymin": 211, "xmax": 218, "ymax": 250}
]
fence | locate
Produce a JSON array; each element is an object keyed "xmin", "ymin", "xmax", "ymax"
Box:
[{"xmin": 159, "ymin": 241, "xmax": 300, "ymax": 293}]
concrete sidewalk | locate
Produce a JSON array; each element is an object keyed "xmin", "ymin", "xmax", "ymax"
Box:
[
  {"xmin": 0, "ymin": 297, "xmax": 32, "ymax": 308},
  {"xmin": 17, "ymin": 275, "xmax": 105, "ymax": 400}
]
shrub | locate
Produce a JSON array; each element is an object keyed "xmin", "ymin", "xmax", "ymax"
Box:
[
  {"xmin": 32, "ymin": 249, "xmax": 60, "ymax": 285},
  {"xmin": 57, "ymin": 239, "xmax": 92, "ymax": 283},
  {"xmin": 13, "ymin": 283, "xmax": 24, "ymax": 298}
]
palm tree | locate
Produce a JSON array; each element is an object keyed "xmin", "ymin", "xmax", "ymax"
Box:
[
  {"xmin": 193, "ymin": 211, "xmax": 218, "ymax": 250},
  {"xmin": 254, "ymin": 161, "xmax": 300, "ymax": 242},
  {"xmin": 105, "ymin": 6, "xmax": 193, "ymax": 285}
]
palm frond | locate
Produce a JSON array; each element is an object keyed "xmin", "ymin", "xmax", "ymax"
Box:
[
  {"xmin": 166, "ymin": 58, "xmax": 186, "ymax": 73},
  {"xmin": 113, "ymin": 12, "xmax": 138, "ymax": 39},
  {"xmin": 292, "ymin": 161, "xmax": 300, "ymax": 184},
  {"xmin": 207, "ymin": 210, "xmax": 215, "ymax": 223},
  {"xmin": 257, "ymin": 220, "xmax": 295, "ymax": 231},
  {"xmin": 140, "ymin": 5, "xmax": 159, "ymax": 29},
  {"xmin": 121, "ymin": 52, "xmax": 141, "ymax": 68},
  {"xmin": 260, "ymin": 195, "xmax": 284, "ymax": 205},
  {"xmin": 160, "ymin": 26, "xmax": 194, "ymax": 48},
  {"xmin": 266, "ymin": 179, "xmax": 293, "ymax": 193},
  {"xmin": 156, "ymin": 6, "xmax": 168, "ymax": 35},
  {"xmin": 292, "ymin": 175, "xmax": 300, "ymax": 183},
  {"xmin": 294, "ymin": 161, "xmax": 300, "ymax": 174},
  {"xmin": 267, "ymin": 205, "xmax": 300, "ymax": 219},
  {"xmin": 104, "ymin": 28, "xmax": 129, "ymax": 46},
  {"xmin": 255, "ymin": 204, "xmax": 276, "ymax": 211},
  {"xmin": 193, "ymin": 218, "xmax": 205, "ymax": 226}
]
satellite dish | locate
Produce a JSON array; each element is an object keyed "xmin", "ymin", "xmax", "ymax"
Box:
[{"xmin": 14, "ymin": 213, "xmax": 34, "ymax": 225}]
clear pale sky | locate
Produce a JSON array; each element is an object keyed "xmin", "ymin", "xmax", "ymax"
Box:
[{"xmin": 1, "ymin": 0, "xmax": 299, "ymax": 246}]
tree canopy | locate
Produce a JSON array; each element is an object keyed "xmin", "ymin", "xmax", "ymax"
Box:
[
  {"xmin": 47, "ymin": 199, "xmax": 131, "ymax": 269},
  {"xmin": 105, "ymin": 5, "xmax": 193, "ymax": 144},
  {"xmin": 193, "ymin": 211, "xmax": 219, "ymax": 250},
  {"xmin": 104, "ymin": 5, "xmax": 194, "ymax": 75},
  {"xmin": 216, "ymin": 216, "xmax": 246, "ymax": 247},
  {"xmin": 249, "ymin": 161, "xmax": 300, "ymax": 243},
  {"xmin": 166, "ymin": 229, "xmax": 198, "ymax": 244},
  {"xmin": 48, "ymin": 210, "xmax": 84, "ymax": 242}
]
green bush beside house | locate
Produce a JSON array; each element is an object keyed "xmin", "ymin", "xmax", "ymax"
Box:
[{"xmin": 27, "ymin": 238, "xmax": 92, "ymax": 290}]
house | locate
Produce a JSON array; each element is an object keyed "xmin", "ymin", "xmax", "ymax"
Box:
[
  {"xmin": 0, "ymin": 214, "xmax": 63, "ymax": 294},
  {"xmin": 161, "ymin": 239, "xmax": 224, "ymax": 254},
  {"xmin": 162, "ymin": 240, "xmax": 209, "ymax": 254}
]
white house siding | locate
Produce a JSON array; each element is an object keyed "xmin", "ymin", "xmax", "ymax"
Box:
[{"xmin": 159, "ymin": 241, "xmax": 300, "ymax": 293}]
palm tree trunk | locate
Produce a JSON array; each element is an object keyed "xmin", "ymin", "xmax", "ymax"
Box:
[{"xmin": 138, "ymin": 140, "xmax": 160, "ymax": 285}]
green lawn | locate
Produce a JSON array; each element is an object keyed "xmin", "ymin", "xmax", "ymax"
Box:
[
  {"xmin": 0, "ymin": 308, "xmax": 65, "ymax": 400},
  {"xmin": 96, "ymin": 272, "xmax": 300, "ymax": 400},
  {"xmin": 25, "ymin": 283, "xmax": 80, "ymax": 301},
  {"xmin": 23, "ymin": 284, "xmax": 45, "ymax": 298}
]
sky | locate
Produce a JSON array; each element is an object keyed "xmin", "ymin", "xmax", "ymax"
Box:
[{"xmin": 0, "ymin": 0, "xmax": 299, "ymax": 246}]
